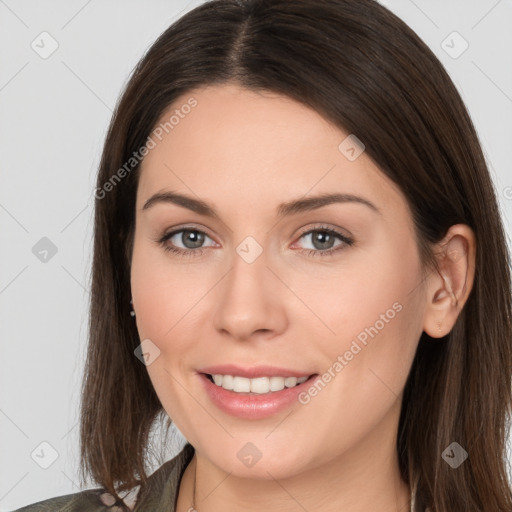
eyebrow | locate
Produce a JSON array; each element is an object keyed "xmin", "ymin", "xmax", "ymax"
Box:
[{"xmin": 142, "ymin": 191, "xmax": 381, "ymax": 217}]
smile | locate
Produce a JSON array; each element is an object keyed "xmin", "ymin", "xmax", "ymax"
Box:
[{"xmin": 206, "ymin": 374, "xmax": 310, "ymax": 393}]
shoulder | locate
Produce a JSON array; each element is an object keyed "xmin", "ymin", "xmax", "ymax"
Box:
[
  {"xmin": 13, "ymin": 443, "xmax": 195, "ymax": 512},
  {"xmin": 12, "ymin": 488, "xmax": 120, "ymax": 511},
  {"xmin": 129, "ymin": 442, "xmax": 195, "ymax": 510}
]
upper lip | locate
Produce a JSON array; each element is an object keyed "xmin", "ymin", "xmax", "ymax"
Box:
[{"xmin": 197, "ymin": 364, "xmax": 315, "ymax": 379}]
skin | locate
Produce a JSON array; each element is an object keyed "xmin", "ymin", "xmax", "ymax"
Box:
[{"xmin": 130, "ymin": 82, "xmax": 476, "ymax": 512}]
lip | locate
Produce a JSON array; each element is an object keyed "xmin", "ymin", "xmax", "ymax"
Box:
[
  {"xmin": 197, "ymin": 364, "xmax": 313, "ymax": 379},
  {"xmin": 198, "ymin": 370, "xmax": 319, "ymax": 420}
]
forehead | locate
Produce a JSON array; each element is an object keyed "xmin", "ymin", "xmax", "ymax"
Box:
[{"xmin": 136, "ymin": 83, "xmax": 405, "ymax": 219}]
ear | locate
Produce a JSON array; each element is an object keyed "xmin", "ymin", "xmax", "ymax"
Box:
[{"xmin": 422, "ymin": 224, "xmax": 476, "ymax": 338}]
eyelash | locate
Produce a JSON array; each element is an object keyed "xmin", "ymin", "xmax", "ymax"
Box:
[{"xmin": 156, "ymin": 224, "xmax": 354, "ymax": 259}]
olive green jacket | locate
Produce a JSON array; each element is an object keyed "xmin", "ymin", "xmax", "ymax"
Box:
[{"xmin": 13, "ymin": 443, "xmax": 195, "ymax": 512}]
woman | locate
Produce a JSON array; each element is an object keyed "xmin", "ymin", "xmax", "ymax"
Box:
[{"xmin": 15, "ymin": 0, "xmax": 512, "ymax": 510}]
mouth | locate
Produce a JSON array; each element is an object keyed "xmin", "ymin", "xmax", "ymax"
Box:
[
  {"xmin": 196, "ymin": 363, "xmax": 320, "ymax": 418},
  {"xmin": 198, "ymin": 370, "xmax": 320, "ymax": 419},
  {"xmin": 202, "ymin": 373, "xmax": 317, "ymax": 394}
]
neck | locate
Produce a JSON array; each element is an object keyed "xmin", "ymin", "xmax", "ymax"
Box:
[{"xmin": 177, "ymin": 403, "xmax": 410, "ymax": 512}]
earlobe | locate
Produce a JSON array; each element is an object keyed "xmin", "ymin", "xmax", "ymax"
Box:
[{"xmin": 422, "ymin": 225, "xmax": 476, "ymax": 338}]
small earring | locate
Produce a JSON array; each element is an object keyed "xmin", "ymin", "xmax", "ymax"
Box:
[{"xmin": 130, "ymin": 299, "xmax": 136, "ymax": 318}]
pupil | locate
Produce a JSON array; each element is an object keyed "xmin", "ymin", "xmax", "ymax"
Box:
[
  {"xmin": 183, "ymin": 230, "xmax": 204, "ymax": 249},
  {"xmin": 313, "ymin": 231, "xmax": 334, "ymax": 250}
]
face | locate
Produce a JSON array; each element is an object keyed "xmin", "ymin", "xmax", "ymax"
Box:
[{"xmin": 130, "ymin": 82, "xmax": 427, "ymax": 480}]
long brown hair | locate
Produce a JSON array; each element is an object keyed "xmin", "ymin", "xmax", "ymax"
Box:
[{"xmin": 80, "ymin": 0, "xmax": 512, "ymax": 509}]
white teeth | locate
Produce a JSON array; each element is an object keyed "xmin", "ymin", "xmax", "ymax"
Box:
[
  {"xmin": 251, "ymin": 377, "xmax": 270, "ymax": 394},
  {"xmin": 233, "ymin": 376, "xmax": 251, "ymax": 392},
  {"xmin": 221, "ymin": 374, "xmax": 234, "ymax": 390},
  {"xmin": 211, "ymin": 374, "xmax": 310, "ymax": 393},
  {"xmin": 269, "ymin": 376, "xmax": 284, "ymax": 392},
  {"xmin": 285, "ymin": 377, "xmax": 297, "ymax": 387}
]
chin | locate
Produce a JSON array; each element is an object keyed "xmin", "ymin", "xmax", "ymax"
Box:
[{"xmin": 198, "ymin": 437, "xmax": 316, "ymax": 481}]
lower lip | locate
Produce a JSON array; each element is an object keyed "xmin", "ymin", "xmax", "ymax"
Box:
[{"xmin": 199, "ymin": 373, "xmax": 319, "ymax": 420}]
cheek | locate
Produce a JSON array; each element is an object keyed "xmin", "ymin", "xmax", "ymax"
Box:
[
  {"xmin": 313, "ymin": 234, "xmax": 422, "ymax": 384},
  {"xmin": 130, "ymin": 236, "xmax": 213, "ymax": 348},
  {"xmin": 129, "ymin": 239, "xmax": 197, "ymax": 418},
  {"xmin": 130, "ymin": 235, "xmax": 179, "ymax": 340},
  {"xmin": 305, "ymin": 253, "xmax": 411, "ymax": 343}
]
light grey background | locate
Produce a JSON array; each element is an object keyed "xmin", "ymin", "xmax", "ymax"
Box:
[{"xmin": 1, "ymin": 0, "xmax": 511, "ymax": 510}]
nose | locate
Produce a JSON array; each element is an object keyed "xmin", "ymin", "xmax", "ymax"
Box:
[{"xmin": 212, "ymin": 244, "xmax": 288, "ymax": 342}]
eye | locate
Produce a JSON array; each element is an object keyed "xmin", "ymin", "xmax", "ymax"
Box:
[
  {"xmin": 157, "ymin": 227, "xmax": 216, "ymax": 258},
  {"xmin": 156, "ymin": 224, "xmax": 354, "ymax": 259},
  {"xmin": 294, "ymin": 225, "xmax": 354, "ymax": 257}
]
